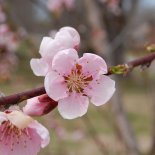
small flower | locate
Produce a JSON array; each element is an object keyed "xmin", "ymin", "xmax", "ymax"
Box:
[
  {"xmin": 30, "ymin": 26, "xmax": 80, "ymax": 76},
  {"xmin": 47, "ymin": 0, "xmax": 75, "ymax": 13},
  {"xmin": 45, "ymin": 49, "xmax": 115, "ymax": 119},
  {"xmin": 0, "ymin": 110, "xmax": 50, "ymax": 155},
  {"xmin": 23, "ymin": 94, "xmax": 58, "ymax": 116},
  {"xmin": 0, "ymin": 24, "xmax": 19, "ymax": 52},
  {"xmin": 0, "ymin": 5, "xmax": 6, "ymax": 23}
]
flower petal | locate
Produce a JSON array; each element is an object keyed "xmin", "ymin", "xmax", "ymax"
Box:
[
  {"xmin": 42, "ymin": 39, "xmax": 62, "ymax": 57},
  {"xmin": 55, "ymin": 30, "xmax": 74, "ymax": 49},
  {"xmin": 45, "ymin": 71, "xmax": 68, "ymax": 101},
  {"xmin": 59, "ymin": 26, "xmax": 80, "ymax": 47},
  {"xmin": 58, "ymin": 93, "xmax": 89, "ymax": 119},
  {"xmin": 0, "ymin": 112, "xmax": 7, "ymax": 124},
  {"xmin": 23, "ymin": 97, "xmax": 42, "ymax": 116},
  {"xmin": 29, "ymin": 120, "xmax": 50, "ymax": 148},
  {"xmin": 85, "ymin": 75, "xmax": 115, "ymax": 106},
  {"xmin": 0, "ymin": 112, "xmax": 49, "ymax": 155},
  {"xmin": 7, "ymin": 111, "xmax": 33, "ymax": 129},
  {"xmin": 30, "ymin": 58, "xmax": 48, "ymax": 76},
  {"xmin": 52, "ymin": 48, "xmax": 78, "ymax": 75},
  {"xmin": 0, "ymin": 137, "xmax": 11, "ymax": 155},
  {"xmin": 23, "ymin": 95, "xmax": 58, "ymax": 116},
  {"xmin": 39, "ymin": 37, "xmax": 61, "ymax": 58},
  {"xmin": 0, "ymin": 127, "xmax": 42, "ymax": 155},
  {"xmin": 78, "ymin": 53, "xmax": 108, "ymax": 77},
  {"xmin": 39, "ymin": 35, "xmax": 74, "ymax": 59},
  {"xmin": 39, "ymin": 37, "xmax": 53, "ymax": 57}
]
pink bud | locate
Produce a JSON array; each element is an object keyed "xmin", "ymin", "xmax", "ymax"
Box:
[{"xmin": 23, "ymin": 94, "xmax": 58, "ymax": 116}]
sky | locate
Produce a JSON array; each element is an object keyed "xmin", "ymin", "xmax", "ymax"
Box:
[{"xmin": 139, "ymin": 0, "xmax": 155, "ymax": 9}]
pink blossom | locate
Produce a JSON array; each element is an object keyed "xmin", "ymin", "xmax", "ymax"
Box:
[
  {"xmin": 47, "ymin": 0, "xmax": 63, "ymax": 13},
  {"xmin": 47, "ymin": 0, "xmax": 75, "ymax": 13},
  {"xmin": 64, "ymin": 0, "xmax": 75, "ymax": 9},
  {"xmin": 0, "ymin": 24, "xmax": 19, "ymax": 52},
  {"xmin": 23, "ymin": 94, "xmax": 58, "ymax": 116},
  {"xmin": 44, "ymin": 49, "xmax": 115, "ymax": 119},
  {"xmin": 100, "ymin": 0, "xmax": 121, "ymax": 15},
  {"xmin": 0, "ymin": 110, "xmax": 50, "ymax": 155},
  {"xmin": 0, "ymin": 6, "xmax": 6, "ymax": 23},
  {"xmin": 30, "ymin": 26, "xmax": 80, "ymax": 76}
]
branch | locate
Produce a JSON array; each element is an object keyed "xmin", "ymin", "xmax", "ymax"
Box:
[
  {"xmin": 128, "ymin": 53, "xmax": 155, "ymax": 68},
  {"xmin": 107, "ymin": 52, "xmax": 155, "ymax": 75},
  {"xmin": 1, "ymin": 52, "xmax": 155, "ymax": 106},
  {"xmin": 0, "ymin": 87, "xmax": 45, "ymax": 106}
]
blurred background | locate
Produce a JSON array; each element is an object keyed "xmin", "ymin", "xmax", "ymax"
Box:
[{"xmin": 1, "ymin": 0, "xmax": 155, "ymax": 154}]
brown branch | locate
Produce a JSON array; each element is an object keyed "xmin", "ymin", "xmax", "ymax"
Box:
[
  {"xmin": 0, "ymin": 87, "xmax": 46, "ymax": 106},
  {"xmin": 128, "ymin": 52, "xmax": 155, "ymax": 68},
  {"xmin": 107, "ymin": 52, "xmax": 155, "ymax": 75},
  {"xmin": 1, "ymin": 52, "xmax": 155, "ymax": 106}
]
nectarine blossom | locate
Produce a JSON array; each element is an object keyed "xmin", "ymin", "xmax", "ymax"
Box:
[
  {"xmin": 30, "ymin": 26, "xmax": 80, "ymax": 76},
  {"xmin": 0, "ymin": 110, "xmax": 50, "ymax": 155},
  {"xmin": 45, "ymin": 49, "xmax": 115, "ymax": 119}
]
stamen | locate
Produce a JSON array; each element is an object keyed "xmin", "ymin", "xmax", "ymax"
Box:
[{"xmin": 64, "ymin": 64, "xmax": 93, "ymax": 93}]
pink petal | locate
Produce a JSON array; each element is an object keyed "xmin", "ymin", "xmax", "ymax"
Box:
[
  {"xmin": 30, "ymin": 58, "xmax": 48, "ymax": 76},
  {"xmin": 64, "ymin": 0, "xmax": 75, "ymax": 9},
  {"xmin": 52, "ymin": 49, "xmax": 78, "ymax": 75},
  {"xmin": 58, "ymin": 93, "xmax": 89, "ymax": 119},
  {"xmin": 43, "ymin": 39, "xmax": 63, "ymax": 57},
  {"xmin": 0, "ymin": 111, "xmax": 50, "ymax": 155},
  {"xmin": 78, "ymin": 53, "xmax": 108, "ymax": 77},
  {"xmin": 39, "ymin": 37, "xmax": 53, "ymax": 57},
  {"xmin": 45, "ymin": 71, "xmax": 68, "ymax": 101},
  {"xmin": 0, "ymin": 138, "xmax": 10, "ymax": 155},
  {"xmin": 23, "ymin": 95, "xmax": 58, "ymax": 116},
  {"xmin": 85, "ymin": 75, "xmax": 115, "ymax": 106},
  {"xmin": 0, "ymin": 112, "xmax": 7, "ymax": 124},
  {"xmin": 29, "ymin": 121, "xmax": 50, "ymax": 148},
  {"xmin": 23, "ymin": 97, "xmax": 42, "ymax": 116},
  {"xmin": 55, "ymin": 30, "xmax": 74, "ymax": 49},
  {"xmin": 15, "ymin": 128, "xmax": 42, "ymax": 155},
  {"xmin": 7, "ymin": 111, "xmax": 33, "ymax": 129},
  {"xmin": 40, "ymin": 36, "xmax": 73, "ymax": 59},
  {"xmin": 39, "ymin": 37, "xmax": 61, "ymax": 58},
  {"xmin": 0, "ymin": 126, "xmax": 42, "ymax": 155},
  {"xmin": 59, "ymin": 26, "xmax": 80, "ymax": 47},
  {"xmin": 47, "ymin": 0, "xmax": 63, "ymax": 12}
]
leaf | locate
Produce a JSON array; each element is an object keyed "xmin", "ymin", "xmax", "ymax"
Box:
[
  {"xmin": 109, "ymin": 64, "xmax": 129, "ymax": 75},
  {"xmin": 146, "ymin": 44, "xmax": 155, "ymax": 53}
]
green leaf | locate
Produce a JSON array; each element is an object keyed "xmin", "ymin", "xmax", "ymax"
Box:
[
  {"xmin": 146, "ymin": 44, "xmax": 155, "ymax": 53},
  {"xmin": 109, "ymin": 64, "xmax": 129, "ymax": 75}
]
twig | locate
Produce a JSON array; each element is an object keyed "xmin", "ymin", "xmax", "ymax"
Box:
[
  {"xmin": 107, "ymin": 52, "xmax": 155, "ymax": 75},
  {"xmin": 0, "ymin": 87, "xmax": 45, "ymax": 106},
  {"xmin": 1, "ymin": 52, "xmax": 155, "ymax": 106}
]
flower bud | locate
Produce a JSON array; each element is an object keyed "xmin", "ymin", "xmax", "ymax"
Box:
[{"xmin": 23, "ymin": 94, "xmax": 58, "ymax": 116}]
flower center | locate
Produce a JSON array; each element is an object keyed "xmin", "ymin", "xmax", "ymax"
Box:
[
  {"xmin": 64, "ymin": 64, "xmax": 93, "ymax": 93},
  {"xmin": 0, "ymin": 121, "xmax": 31, "ymax": 151}
]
